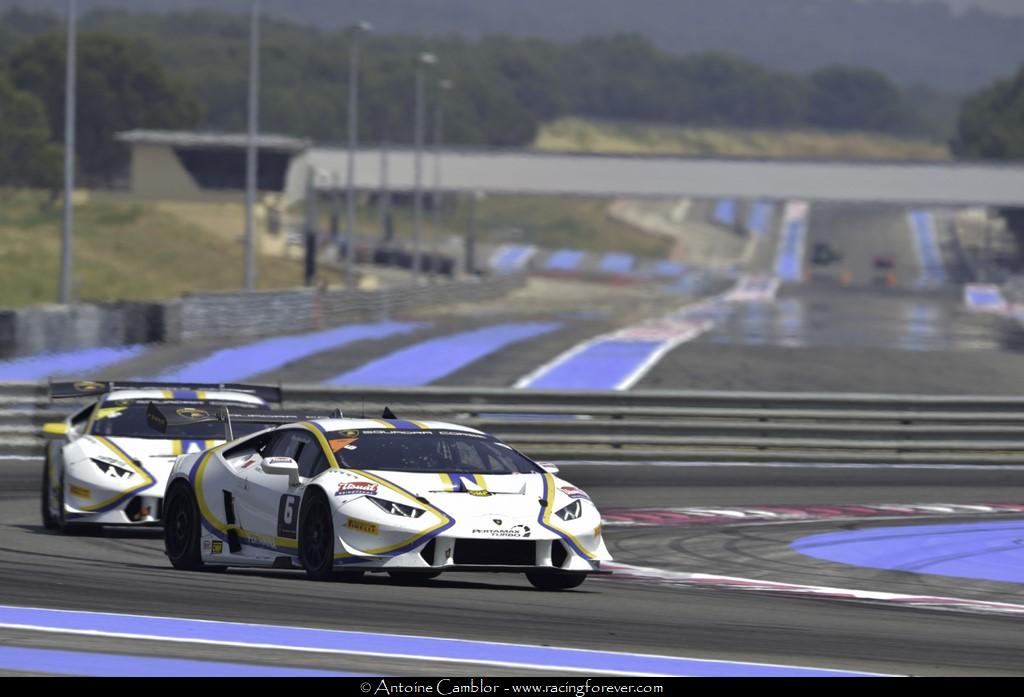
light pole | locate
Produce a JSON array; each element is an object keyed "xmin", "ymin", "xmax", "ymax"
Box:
[
  {"xmin": 412, "ymin": 51, "xmax": 436, "ymax": 282},
  {"xmin": 243, "ymin": 0, "xmax": 261, "ymax": 291},
  {"xmin": 379, "ymin": 136, "xmax": 391, "ymax": 249},
  {"xmin": 344, "ymin": 20, "xmax": 372, "ymax": 288},
  {"xmin": 58, "ymin": 0, "xmax": 77, "ymax": 304},
  {"xmin": 430, "ymin": 78, "xmax": 454, "ymax": 279}
]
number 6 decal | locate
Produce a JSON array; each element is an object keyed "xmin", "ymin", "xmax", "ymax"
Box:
[{"xmin": 278, "ymin": 494, "xmax": 300, "ymax": 539}]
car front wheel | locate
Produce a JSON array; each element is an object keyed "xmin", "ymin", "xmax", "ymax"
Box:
[
  {"xmin": 41, "ymin": 451, "xmax": 69, "ymax": 532},
  {"xmin": 298, "ymin": 489, "xmax": 337, "ymax": 581}
]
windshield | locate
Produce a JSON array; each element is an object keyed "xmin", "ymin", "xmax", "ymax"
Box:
[
  {"xmin": 89, "ymin": 400, "xmax": 267, "ymax": 440},
  {"xmin": 327, "ymin": 429, "xmax": 540, "ymax": 475}
]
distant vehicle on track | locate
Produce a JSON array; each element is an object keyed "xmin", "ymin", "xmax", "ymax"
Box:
[
  {"xmin": 41, "ymin": 381, "xmax": 281, "ymax": 532},
  {"xmin": 873, "ymin": 255, "xmax": 895, "ymax": 270},
  {"xmin": 811, "ymin": 242, "xmax": 842, "ymax": 265},
  {"xmin": 160, "ymin": 407, "xmax": 611, "ymax": 590}
]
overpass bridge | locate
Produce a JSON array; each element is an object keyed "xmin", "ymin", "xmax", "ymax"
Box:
[{"xmin": 286, "ymin": 146, "xmax": 1024, "ymax": 207}]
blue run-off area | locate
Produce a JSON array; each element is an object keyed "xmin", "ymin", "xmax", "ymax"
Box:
[
  {"xmin": 0, "ymin": 606, "xmax": 878, "ymax": 676},
  {"xmin": 329, "ymin": 322, "xmax": 561, "ymax": 386},
  {"xmin": 544, "ymin": 249, "xmax": 586, "ymax": 271},
  {"xmin": 792, "ymin": 520, "xmax": 1024, "ymax": 583},
  {"xmin": 746, "ymin": 201, "xmax": 774, "ymax": 236},
  {"xmin": 964, "ymin": 285, "xmax": 1005, "ymax": 310},
  {"xmin": 712, "ymin": 199, "xmax": 737, "ymax": 227},
  {"xmin": 774, "ymin": 217, "xmax": 807, "ymax": 282},
  {"xmin": 521, "ymin": 339, "xmax": 666, "ymax": 390},
  {"xmin": 0, "ymin": 646, "xmax": 352, "ymax": 678},
  {"xmin": 151, "ymin": 321, "xmax": 425, "ymax": 383},
  {"xmin": 908, "ymin": 210, "xmax": 946, "ymax": 286},
  {"xmin": 652, "ymin": 260, "xmax": 686, "ymax": 278},
  {"xmin": 491, "ymin": 244, "xmax": 535, "ymax": 272},
  {"xmin": 0, "ymin": 345, "xmax": 148, "ymax": 381},
  {"xmin": 599, "ymin": 252, "xmax": 635, "ymax": 274}
]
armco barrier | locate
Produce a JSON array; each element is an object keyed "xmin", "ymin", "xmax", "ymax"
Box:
[
  {"xmin": 171, "ymin": 274, "xmax": 526, "ymax": 341},
  {"xmin": 5, "ymin": 383, "xmax": 1024, "ymax": 464},
  {"xmin": 0, "ymin": 274, "xmax": 525, "ymax": 356}
]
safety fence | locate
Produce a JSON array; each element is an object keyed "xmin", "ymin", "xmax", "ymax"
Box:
[{"xmin": 3, "ymin": 383, "xmax": 1024, "ymax": 464}]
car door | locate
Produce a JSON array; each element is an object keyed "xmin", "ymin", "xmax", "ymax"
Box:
[{"xmin": 235, "ymin": 428, "xmax": 320, "ymax": 550}]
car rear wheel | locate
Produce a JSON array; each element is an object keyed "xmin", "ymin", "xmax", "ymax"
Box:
[
  {"xmin": 298, "ymin": 489, "xmax": 336, "ymax": 581},
  {"xmin": 164, "ymin": 482, "xmax": 205, "ymax": 570},
  {"xmin": 526, "ymin": 571, "xmax": 587, "ymax": 591}
]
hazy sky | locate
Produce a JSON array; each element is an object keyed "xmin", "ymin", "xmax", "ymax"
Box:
[{"xmin": 879, "ymin": 0, "xmax": 1023, "ymax": 15}]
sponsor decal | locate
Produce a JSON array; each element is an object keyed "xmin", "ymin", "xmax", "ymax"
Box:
[
  {"xmin": 239, "ymin": 457, "xmax": 258, "ymax": 470},
  {"xmin": 74, "ymin": 381, "xmax": 104, "ymax": 392},
  {"xmin": 202, "ymin": 539, "xmax": 211, "ymax": 552},
  {"xmin": 468, "ymin": 489, "xmax": 491, "ymax": 497},
  {"xmin": 329, "ymin": 437, "xmax": 358, "ymax": 452},
  {"xmin": 93, "ymin": 406, "xmax": 126, "ymax": 421},
  {"xmin": 211, "ymin": 540, "xmax": 223, "ymax": 554},
  {"xmin": 560, "ymin": 486, "xmax": 590, "ymax": 501},
  {"xmin": 471, "ymin": 524, "xmax": 531, "ymax": 538},
  {"xmin": 176, "ymin": 407, "xmax": 210, "ymax": 420},
  {"xmin": 346, "ymin": 517, "xmax": 379, "ymax": 535},
  {"xmin": 69, "ymin": 484, "xmax": 91, "ymax": 499},
  {"xmin": 335, "ymin": 481, "xmax": 378, "ymax": 497}
]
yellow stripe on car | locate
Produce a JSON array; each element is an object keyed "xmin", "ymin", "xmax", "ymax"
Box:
[{"xmin": 540, "ymin": 472, "xmax": 597, "ymax": 560}]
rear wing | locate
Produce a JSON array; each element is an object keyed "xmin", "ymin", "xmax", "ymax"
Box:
[
  {"xmin": 146, "ymin": 402, "xmax": 341, "ymax": 441},
  {"xmin": 49, "ymin": 380, "xmax": 283, "ymax": 404}
]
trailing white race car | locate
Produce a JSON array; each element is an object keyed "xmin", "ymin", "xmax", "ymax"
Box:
[
  {"xmin": 161, "ymin": 408, "xmax": 611, "ymax": 590},
  {"xmin": 41, "ymin": 381, "xmax": 282, "ymax": 531}
]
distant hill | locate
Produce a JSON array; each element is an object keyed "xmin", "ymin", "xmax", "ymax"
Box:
[{"xmin": 1, "ymin": 0, "xmax": 1022, "ymax": 92}]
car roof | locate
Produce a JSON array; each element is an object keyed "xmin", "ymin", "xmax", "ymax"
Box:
[
  {"xmin": 103, "ymin": 389, "xmax": 266, "ymax": 405},
  {"xmin": 300, "ymin": 418, "xmax": 485, "ymax": 435}
]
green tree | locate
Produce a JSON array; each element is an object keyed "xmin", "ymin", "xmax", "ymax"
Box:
[
  {"xmin": 807, "ymin": 66, "xmax": 919, "ymax": 134},
  {"xmin": 0, "ymin": 69, "xmax": 61, "ymax": 190},
  {"xmin": 9, "ymin": 32, "xmax": 201, "ymax": 184},
  {"xmin": 954, "ymin": 66, "xmax": 1024, "ymax": 160}
]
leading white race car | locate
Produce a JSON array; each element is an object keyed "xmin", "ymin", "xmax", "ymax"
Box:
[
  {"xmin": 161, "ymin": 408, "xmax": 611, "ymax": 590},
  {"xmin": 41, "ymin": 381, "xmax": 282, "ymax": 531}
]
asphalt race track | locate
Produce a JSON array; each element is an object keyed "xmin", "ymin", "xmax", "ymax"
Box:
[
  {"xmin": 2, "ymin": 203, "xmax": 1024, "ymax": 675},
  {"xmin": 1, "ymin": 458, "xmax": 1023, "ymax": 676}
]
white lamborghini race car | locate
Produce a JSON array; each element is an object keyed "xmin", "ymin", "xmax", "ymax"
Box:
[
  {"xmin": 161, "ymin": 408, "xmax": 611, "ymax": 590},
  {"xmin": 41, "ymin": 381, "xmax": 282, "ymax": 531}
]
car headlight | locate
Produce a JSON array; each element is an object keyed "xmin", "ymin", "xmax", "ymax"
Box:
[
  {"xmin": 367, "ymin": 496, "xmax": 425, "ymax": 518},
  {"xmin": 555, "ymin": 499, "xmax": 583, "ymax": 521},
  {"xmin": 91, "ymin": 457, "xmax": 134, "ymax": 480}
]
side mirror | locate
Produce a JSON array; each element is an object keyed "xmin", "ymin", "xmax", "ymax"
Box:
[
  {"xmin": 538, "ymin": 462, "xmax": 560, "ymax": 475},
  {"xmin": 262, "ymin": 456, "xmax": 300, "ymax": 487},
  {"xmin": 42, "ymin": 422, "xmax": 69, "ymax": 437}
]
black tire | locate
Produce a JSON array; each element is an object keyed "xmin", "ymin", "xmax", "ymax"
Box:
[
  {"xmin": 387, "ymin": 571, "xmax": 442, "ymax": 582},
  {"xmin": 526, "ymin": 571, "xmax": 587, "ymax": 591},
  {"xmin": 163, "ymin": 481, "xmax": 205, "ymax": 570},
  {"xmin": 298, "ymin": 488, "xmax": 336, "ymax": 581},
  {"xmin": 41, "ymin": 451, "xmax": 60, "ymax": 531},
  {"xmin": 40, "ymin": 450, "xmax": 77, "ymax": 533}
]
